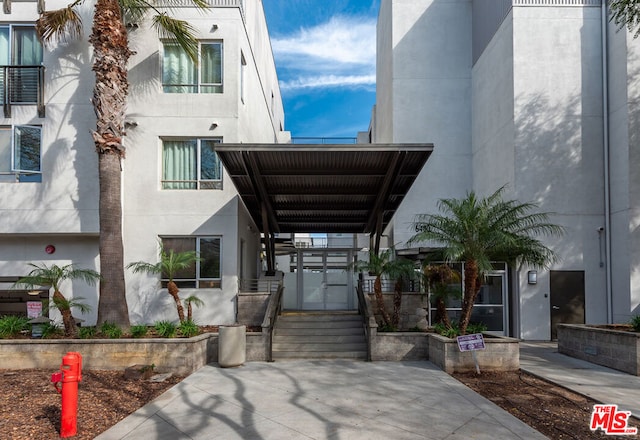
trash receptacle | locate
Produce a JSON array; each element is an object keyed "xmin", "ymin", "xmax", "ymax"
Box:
[{"xmin": 218, "ymin": 324, "xmax": 246, "ymax": 367}]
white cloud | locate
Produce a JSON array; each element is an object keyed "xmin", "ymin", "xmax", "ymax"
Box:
[
  {"xmin": 272, "ymin": 15, "xmax": 376, "ymax": 90},
  {"xmin": 279, "ymin": 74, "xmax": 376, "ymax": 90}
]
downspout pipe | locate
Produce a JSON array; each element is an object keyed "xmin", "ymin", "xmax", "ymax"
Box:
[{"xmin": 601, "ymin": 1, "xmax": 613, "ymax": 324}]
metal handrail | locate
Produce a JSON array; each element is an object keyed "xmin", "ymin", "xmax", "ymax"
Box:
[
  {"xmin": 239, "ymin": 278, "xmax": 281, "ymax": 294},
  {"xmin": 356, "ymin": 280, "xmax": 377, "ymax": 362},
  {"xmin": 261, "ymin": 283, "xmax": 283, "ymax": 362}
]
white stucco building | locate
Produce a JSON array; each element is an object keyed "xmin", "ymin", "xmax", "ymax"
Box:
[
  {"xmin": 0, "ymin": 0, "xmax": 286, "ymax": 325},
  {"xmin": 369, "ymin": 0, "xmax": 640, "ymax": 339}
]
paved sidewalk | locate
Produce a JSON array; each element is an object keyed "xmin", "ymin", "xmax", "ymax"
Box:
[
  {"xmin": 520, "ymin": 341, "xmax": 640, "ymax": 418},
  {"xmin": 96, "ymin": 360, "xmax": 546, "ymax": 440}
]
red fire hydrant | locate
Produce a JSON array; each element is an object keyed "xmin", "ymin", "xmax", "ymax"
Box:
[{"xmin": 51, "ymin": 352, "xmax": 82, "ymax": 438}]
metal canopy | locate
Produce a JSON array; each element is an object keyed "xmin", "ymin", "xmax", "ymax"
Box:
[{"xmin": 216, "ymin": 143, "xmax": 433, "ymax": 272}]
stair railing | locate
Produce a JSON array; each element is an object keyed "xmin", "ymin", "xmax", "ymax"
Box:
[
  {"xmin": 261, "ymin": 283, "xmax": 284, "ymax": 362},
  {"xmin": 356, "ymin": 280, "xmax": 377, "ymax": 361}
]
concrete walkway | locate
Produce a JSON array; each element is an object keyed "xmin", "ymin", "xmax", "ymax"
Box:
[
  {"xmin": 519, "ymin": 341, "xmax": 640, "ymax": 418},
  {"xmin": 96, "ymin": 360, "xmax": 546, "ymax": 440}
]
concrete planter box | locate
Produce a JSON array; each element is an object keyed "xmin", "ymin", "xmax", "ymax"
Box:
[
  {"xmin": 371, "ymin": 332, "xmax": 430, "ymax": 361},
  {"xmin": 0, "ymin": 331, "xmax": 269, "ymax": 375},
  {"xmin": 558, "ymin": 324, "xmax": 640, "ymax": 376},
  {"xmin": 428, "ymin": 333, "xmax": 520, "ymax": 374}
]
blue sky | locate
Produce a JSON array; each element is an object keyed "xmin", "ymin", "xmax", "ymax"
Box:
[{"xmin": 263, "ymin": 1, "xmax": 380, "ymax": 139}]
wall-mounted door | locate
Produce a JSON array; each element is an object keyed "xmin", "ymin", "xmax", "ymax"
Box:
[{"xmin": 550, "ymin": 271, "xmax": 585, "ymax": 340}]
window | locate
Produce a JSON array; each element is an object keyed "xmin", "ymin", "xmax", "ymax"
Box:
[
  {"xmin": 0, "ymin": 125, "xmax": 42, "ymax": 182},
  {"xmin": 162, "ymin": 42, "xmax": 223, "ymax": 93},
  {"xmin": 0, "ymin": 25, "xmax": 43, "ymax": 103},
  {"xmin": 161, "ymin": 237, "xmax": 221, "ymax": 288},
  {"xmin": 162, "ymin": 138, "xmax": 222, "ymax": 189}
]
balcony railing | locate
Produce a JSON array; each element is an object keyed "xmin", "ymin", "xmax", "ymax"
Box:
[{"xmin": 1, "ymin": 65, "xmax": 45, "ymax": 118}]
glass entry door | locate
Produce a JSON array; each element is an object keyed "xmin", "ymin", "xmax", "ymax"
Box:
[{"xmin": 299, "ymin": 250, "xmax": 353, "ymax": 310}]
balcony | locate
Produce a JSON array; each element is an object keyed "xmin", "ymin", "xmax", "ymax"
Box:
[{"xmin": 1, "ymin": 65, "xmax": 45, "ymax": 118}]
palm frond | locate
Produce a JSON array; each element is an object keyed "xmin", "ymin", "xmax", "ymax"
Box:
[
  {"xmin": 36, "ymin": 5, "xmax": 84, "ymax": 45},
  {"xmin": 153, "ymin": 14, "xmax": 200, "ymax": 63},
  {"xmin": 610, "ymin": 0, "xmax": 640, "ymax": 38}
]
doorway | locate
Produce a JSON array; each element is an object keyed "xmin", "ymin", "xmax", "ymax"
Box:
[
  {"xmin": 295, "ymin": 250, "xmax": 355, "ymax": 310},
  {"xmin": 550, "ymin": 270, "xmax": 585, "ymax": 339}
]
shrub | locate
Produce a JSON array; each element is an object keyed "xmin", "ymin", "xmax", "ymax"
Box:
[
  {"xmin": 130, "ymin": 324, "xmax": 149, "ymax": 338},
  {"xmin": 0, "ymin": 315, "xmax": 30, "ymax": 338},
  {"xmin": 467, "ymin": 322, "xmax": 488, "ymax": 334},
  {"xmin": 99, "ymin": 322, "xmax": 123, "ymax": 339},
  {"xmin": 154, "ymin": 320, "xmax": 177, "ymax": 338},
  {"xmin": 78, "ymin": 326, "xmax": 96, "ymax": 339},
  {"xmin": 631, "ymin": 315, "xmax": 640, "ymax": 332},
  {"xmin": 41, "ymin": 322, "xmax": 63, "ymax": 338},
  {"xmin": 179, "ymin": 319, "xmax": 200, "ymax": 338}
]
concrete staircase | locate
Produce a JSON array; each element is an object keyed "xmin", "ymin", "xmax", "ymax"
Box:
[{"xmin": 272, "ymin": 312, "xmax": 367, "ymax": 360}]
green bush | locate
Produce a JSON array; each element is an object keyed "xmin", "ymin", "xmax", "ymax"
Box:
[
  {"xmin": 99, "ymin": 322, "xmax": 123, "ymax": 339},
  {"xmin": 154, "ymin": 320, "xmax": 177, "ymax": 338},
  {"xmin": 41, "ymin": 322, "xmax": 63, "ymax": 338},
  {"xmin": 130, "ymin": 325, "xmax": 149, "ymax": 338},
  {"xmin": 434, "ymin": 321, "xmax": 486, "ymax": 338},
  {"xmin": 78, "ymin": 326, "xmax": 96, "ymax": 339},
  {"xmin": 179, "ymin": 319, "xmax": 200, "ymax": 338},
  {"xmin": 631, "ymin": 315, "xmax": 640, "ymax": 332},
  {"xmin": 467, "ymin": 322, "xmax": 488, "ymax": 334},
  {"xmin": 0, "ymin": 315, "xmax": 30, "ymax": 338}
]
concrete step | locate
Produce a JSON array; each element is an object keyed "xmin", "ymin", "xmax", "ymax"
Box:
[{"xmin": 272, "ymin": 312, "xmax": 367, "ymax": 361}]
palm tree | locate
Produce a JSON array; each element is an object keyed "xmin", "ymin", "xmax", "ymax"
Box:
[
  {"xmin": 610, "ymin": 0, "xmax": 640, "ymax": 37},
  {"xmin": 35, "ymin": 0, "xmax": 208, "ymax": 328},
  {"xmin": 127, "ymin": 245, "xmax": 200, "ymax": 323},
  {"xmin": 423, "ymin": 264, "xmax": 460, "ymax": 329},
  {"xmin": 184, "ymin": 295, "xmax": 205, "ymax": 321},
  {"xmin": 409, "ymin": 187, "xmax": 563, "ymax": 335},
  {"xmin": 352, "ymin": 249, "xmax": 415, "ymax": 330},
  {"xmin": 15, "ymin": 263, "xmax": 101, "ymax": 337}
]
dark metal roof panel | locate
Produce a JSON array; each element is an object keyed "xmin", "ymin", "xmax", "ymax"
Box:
[{"xmin": 216, "ymin": 144, "xmax": 433, "ymax": 234}]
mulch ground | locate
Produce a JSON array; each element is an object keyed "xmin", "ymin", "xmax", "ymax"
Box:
[{"xmin": 454, "ymin": 370, "xmax": 640, "ymax": 440}]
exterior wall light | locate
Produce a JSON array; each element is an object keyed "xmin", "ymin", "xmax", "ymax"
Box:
[{"xmin": 527, "ymin": 270, "xmax": 537, "ymax": 285}]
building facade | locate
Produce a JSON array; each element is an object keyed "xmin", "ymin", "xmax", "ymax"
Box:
[
  {"xmin": 370, "ymin": 0, "xmax": 640, "ymax": 339},
  {"xmin": 0, "ymin": 0, "xmax": 287, "ymax": 325}
]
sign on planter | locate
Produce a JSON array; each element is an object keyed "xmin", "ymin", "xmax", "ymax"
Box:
[{"xmin": 456, "ymin": 333, "xmax": 485, "ymax": 352}]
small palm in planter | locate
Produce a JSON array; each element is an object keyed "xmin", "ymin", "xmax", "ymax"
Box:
[
  {"xmin": 352, "ymin": 248, "xmax": 415, "ymax": 330},
  {"xmin": 15, "ymin": 263, "xmax": 99, "ymax": 337},
  {"xmin": 128, "ymin": 245, "xmax": 200, "ymax": 323}
]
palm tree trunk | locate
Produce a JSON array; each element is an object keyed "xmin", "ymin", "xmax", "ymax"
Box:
[
  {"xmin": 435, "ymin": 297, "xmax": 451, "ymax": 328},
  {"xmin": 374, "ymin": 276, "xmax": 391, "ymax": 328},
  {"xmin": 90, "ymin": 0, "xmax": 132, "ymax": 328},
  {"xmin": 167, "ymin": 281, "xmax": 186, "ymax": 322},
  {"xmin": 53, "ymin": 290, "xmax": 77, "ymax": 337},
  {"xmin": 392, "ymin": 278, "xmax": 403, "ymax": 329},
  {"xmin": 459, "ymin": 259, "xmax": 479, "ymax": 335},
  {"xmin": 187, "ymin": 302, "xmax": 193, "ymax": 321}
]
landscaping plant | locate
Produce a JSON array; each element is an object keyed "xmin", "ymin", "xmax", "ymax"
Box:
[
  {"xmin": 154, "ymin": 320, "xmax": 177, "ymax": 338},
  {"xmin": 0, "ymin": 315, "xmax": 30, "ymax": 338},
  {"xmin": 631, "ymin": 315, "xmax": 640, "ymax": 332},
  {"xmin": 410, "ymin": 186, "xmax": 563, "ymax": 335},
  {"xmin": 128, "ymin": 244, "xmax": 200, "ymax": 323},
  {"xmin": 78, "ymin": 326, "xmax": 97, "ymax": 339},
  {"xmin": 423, "ymin": 264, "xmax": 461, "ymax": 329},
  {"xmin": 179, "ymin": 319, "xmax": 199, "ymax": 338},
  {"xmin": 184, "ymin": 295, "xmax": 205, "ymax": 322},
  {"xmin": 100, "ymin": 321, "xmax": 123, "ymax": 339},
  {"xmin": 351, "ymin": 248, "xmax": 415, "ymax": 330},
  {"xmin": 130, "ymin": 324, "xmax": 149, "ymax": 338},
  {"xmin": 15, "ymin": 263, "xmax": 100, "ymax": 337}
]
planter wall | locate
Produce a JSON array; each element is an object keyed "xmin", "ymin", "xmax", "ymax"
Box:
[
  {"xmin": 371, "ymin": 332, "xmax": 430, "ymax": 361},
  {"xmin": 0, "ymin": 331, "xmax": 270, "ymax": 375},
  {"xmin": 428, "ymin": 333, "xmax": 520, "ymax": 374},
  {"xmin": 557, "ymin": 324, "xmax": 640, "ymax": 376},
  {"xmin": 366, "ymin": 292, "xmax": 427, "ymax": 330},
  {"xmin": 237, "ymin": 292, "xmax": 271, "ymax": 326}
]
